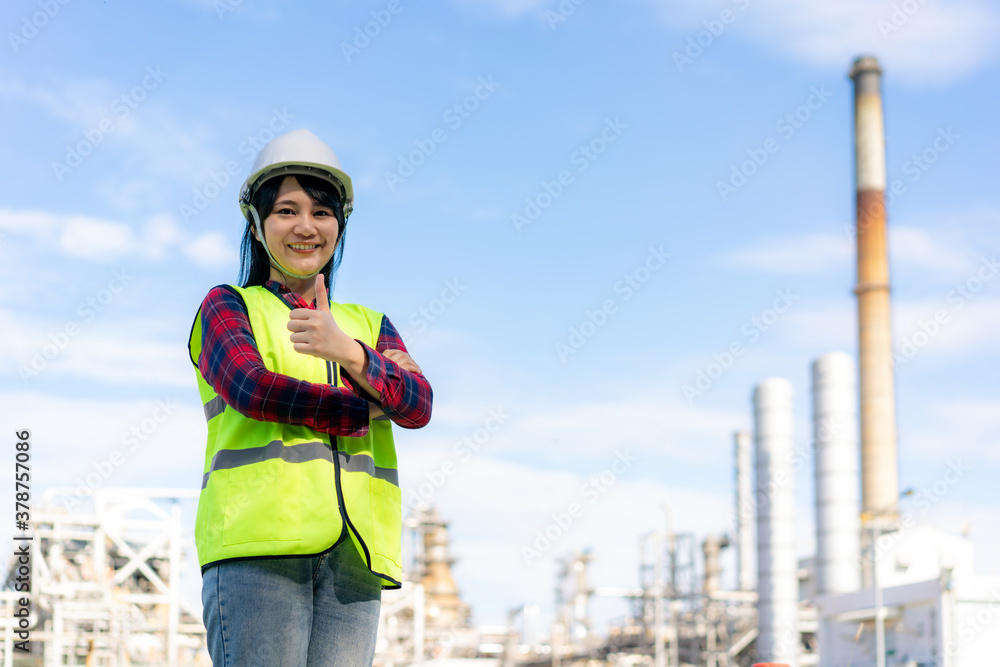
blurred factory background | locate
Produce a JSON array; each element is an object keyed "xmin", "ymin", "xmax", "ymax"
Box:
[{"xmin": 3, "ymin": 54, "xmax": 999, "ymax": 667}]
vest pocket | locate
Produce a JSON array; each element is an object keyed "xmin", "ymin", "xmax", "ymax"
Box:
[
  {"xmin": 222, "ymin": 467, "xmax": 302, "ymax": 546},
  {"xmin": 370, "ymin": 478, "xmax": 402, "ymax": 569}
]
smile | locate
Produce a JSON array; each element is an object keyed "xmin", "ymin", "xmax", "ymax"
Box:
[{"xmin": 288, "ymin": 244, "xmax": 321, "ymax": 252}]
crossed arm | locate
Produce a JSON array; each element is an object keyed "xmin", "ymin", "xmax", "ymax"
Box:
[{"xmin": 198, "ymin": 284, "xmax": 433, "ymax": 436}]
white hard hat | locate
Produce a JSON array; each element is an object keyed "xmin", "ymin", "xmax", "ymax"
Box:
[{"xmin": 239, "ymin": 128, "xmax": 354, "ymax": 220}]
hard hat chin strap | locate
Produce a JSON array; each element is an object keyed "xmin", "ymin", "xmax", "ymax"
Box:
[{"xmin": 248, "ymin": 205, "xmax": 322, "ymax": 281}]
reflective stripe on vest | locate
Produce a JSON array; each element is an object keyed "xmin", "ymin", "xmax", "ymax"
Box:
[
  {"xmin": 187, "ymin": 285, "xmax": 402, "ymax": 588},
  {"xmin": 200, "ymin": 441, "xmax": 399, "ymax": 489}
]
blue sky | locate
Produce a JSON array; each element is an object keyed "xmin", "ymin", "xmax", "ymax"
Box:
[{"xmin": 1, "ymin": 0, "xmax": 998, "ymax": 631}]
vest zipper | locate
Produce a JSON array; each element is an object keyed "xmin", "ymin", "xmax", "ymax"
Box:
[{"xmin": 328, "ymin": 359, "xmax": 375, "ymax": 571}]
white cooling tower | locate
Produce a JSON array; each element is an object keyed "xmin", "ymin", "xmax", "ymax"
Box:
[
  {"xmin": 812, "ymin": 352, "xmax": 861, "ymax": 596},
  {"xmin": 734, "ymin": 430, "xmax": 755, "ymax": 592},
  {"xmin": 754, "ymin": 379, "xmax": 799, "ymax": 667}
]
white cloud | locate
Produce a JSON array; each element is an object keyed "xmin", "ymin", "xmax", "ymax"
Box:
[
  {"xmin": 903, "ymin": 398, "xmax": 1000, "ymax": 464},
  {"xmin": 0, "ymin": 75, "xmax": 116, "ymax": 127},
  {"xmin": 720, "ymin": 225, "xmax": 987, "ymax": 277},
  {"xmin": 0, "ymin": 72, "xmax": 225, "ymax": 196},
  {"xmin": 0, "ymin": 207, "xmax": 58, "ymax": 239},
  {"xmin": 59, "ymin": 216, "xmax": 137, "ymax": 260},
  {"xmin": 455, "ymin": 0, "xmax": 999, "ymax": 84},
  {"xmin": 894, "ymin": 296, "xmax": 1000, "ymax": 365},
  {"xmin": 781, "ymin": 299, "xmax": 855, "ymax": 351},
  {"xmin": 396, "ymin": 374, "xmax": 750, "ymax": 473},
  {"xmin": 735, "ymin": 290, "xmax": 1000, "ymax": 370},
  {"xmin": 758, "ymin": 0, "xmax": 993, "ymax": 84},
  {"xmin": 500, "ymin": 396, "xmax": 745, "ymax": 465},
  {"xmin": 0, "ymin": 391, "xmax": 204, "ymax": 487},
  {"xmin": 183, "ymin": 231, "xmax": 239, "ymax": 269},
  {"xmin": 4, "ymin": 306, "xmax": 198, "ymax": 389},
  {"xmin": 656, "ymin": 0, "xmax": 999, "ymax": 85},
  {"xmin": 144, "ymin": 213, "xmax": 184, "ymax": 257},
  {"xmin": 891, "ymin": 225, "xmax": 979, "ymax": 275},
  {"xmin": 93, "ymin": 176, "xmax": 167, "ymax": 212},
  {"xmin": 400, "ymin": 454, "xmax": 734, "ymax": 627},
  {"xmin": 449, "ymin": 0, "xmax": 549, "ymax": 19},
  {"xmin": 0, "ymin": 207, "xmax": 236, "ymax": 267},
  {"xmin": 720, "ymin": 232, "xmax": 852, "ymax": 274},
  {"xmin": 55, "ymin": 334, "xmax": 197, "ymax": 388}
]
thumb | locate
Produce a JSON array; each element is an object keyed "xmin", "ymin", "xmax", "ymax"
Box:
[{"xmin": 315, "ymin": 274, "xmax": 330, "ymax": 312}]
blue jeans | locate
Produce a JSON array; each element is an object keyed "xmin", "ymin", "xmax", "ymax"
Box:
[{"xmin": 202, "ymin": 539, "xmax": 382, "ymax": 666}]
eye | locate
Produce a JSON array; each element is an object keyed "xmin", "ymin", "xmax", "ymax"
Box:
[
  {"xmin": 314, "ymin": 209, "xmax": 334, "ymax": 217},
  {"xmin": 276, "ymin": 207, "xmax": 295, "ymax": 215}
]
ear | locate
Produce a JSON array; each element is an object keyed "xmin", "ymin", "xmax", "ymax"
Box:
[
  {"xmin": 246, "ymin": 204, "xmax": 264, "ymax": 243},
  {"xmin": 250, "ymin": 221, "xmax": 264, "ymax": 244}
]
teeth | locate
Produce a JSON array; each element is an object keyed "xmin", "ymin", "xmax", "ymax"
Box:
[{"xmin": 289, "ymin": 244, "xmax": 319, "ymax": 250}]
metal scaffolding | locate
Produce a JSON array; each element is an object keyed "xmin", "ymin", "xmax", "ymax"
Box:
[{"xmin": 2, "ymin": 488, "xmax": 206, "ymax": 666}]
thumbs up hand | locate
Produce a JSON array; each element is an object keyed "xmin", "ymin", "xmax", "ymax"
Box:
[{"xmin": 288, "ymin": 274, "xmax": 353, "ymax": 363}]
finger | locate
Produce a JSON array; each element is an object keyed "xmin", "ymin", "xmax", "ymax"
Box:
[
  {"xmin": 315, "ymin": 274, "xmax": 330, "ymax": 312},
  {"xmin": 390, "ymin": 357, "xmax": 421, "ymax": 374},
  {"xmin": 288, "ymin": 308, "xmax": 312, "ymax": 320},
  {"xmin": 293, "ymin": 342, "xmax": 320, "ymax": 357},
  {"xmin": 383, "ymin": 350, "xmax": 405, "ymax": 365},
  {"xmin": 383, "ymin": 350, "xmax": 421, "ymax": 373}
]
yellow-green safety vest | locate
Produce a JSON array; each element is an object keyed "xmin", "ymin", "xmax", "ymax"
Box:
[{"xmin": 187, "ymin": 284, "xmax": 402, "ymax": 588}]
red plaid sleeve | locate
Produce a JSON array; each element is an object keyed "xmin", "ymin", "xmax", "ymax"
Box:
[
  {"xmin": 197, "ymin": 286, "xmax": 371, "ymax": 437},
  {"xmin": 341, "ymin": 315, "xmax": 434, "ymax": 430}
]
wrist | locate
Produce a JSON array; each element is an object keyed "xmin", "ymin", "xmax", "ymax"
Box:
[{"xmin": 341, "ymin": 339, "xmax": 368, "ymax": 379}]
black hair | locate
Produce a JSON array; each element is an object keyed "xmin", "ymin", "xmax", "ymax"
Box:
[{"xmin": 237, "ymin": 174, "xmax": 347, "ymax": 292}]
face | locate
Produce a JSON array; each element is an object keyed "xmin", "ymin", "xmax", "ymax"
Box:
[{"xmin": 255, "ymin": 175, "xmax": 339, "ymax": 281}]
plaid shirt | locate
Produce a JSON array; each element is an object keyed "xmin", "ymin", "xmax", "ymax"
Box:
[{"xmin": 197, "ymin": 280, "xmax": 432, "ymax": 437}]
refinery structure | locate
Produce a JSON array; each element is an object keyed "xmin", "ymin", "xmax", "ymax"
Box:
[{"xmin": 4, "ymin": 55, "xmax": 1000, "ymax": 666}]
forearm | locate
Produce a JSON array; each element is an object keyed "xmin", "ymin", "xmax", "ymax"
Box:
[
  {"xmin": 372, "ymin": 354, "xmax": 433, "ymax": 429},
  {"xmin": 338, "ymin": 340, "xmax": 381, "ymax": 401},
  {"xmin": 200, "ymin": 287, "xmax": 371, "ymax": 437},
  {"xmin": 213, "ymin": 357, "xmax": 370, "ymax": 436},
  {"xmin": 339, "ymin": 318, "xmax": 433, "ymax": 429}
]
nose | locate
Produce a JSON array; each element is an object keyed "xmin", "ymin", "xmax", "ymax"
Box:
[{"xmin": 292, "ymin": 212, "xmax": 318, "ymax": 237}]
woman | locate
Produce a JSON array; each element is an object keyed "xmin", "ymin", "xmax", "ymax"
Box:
[{"xmin": 187, "ymin": 128, "xmax": 433, "ymax": 666}]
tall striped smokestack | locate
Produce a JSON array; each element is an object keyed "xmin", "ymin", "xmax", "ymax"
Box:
[{"xmin": 850, "ymin": 55, "xmax": 899, "ymax": 516}]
